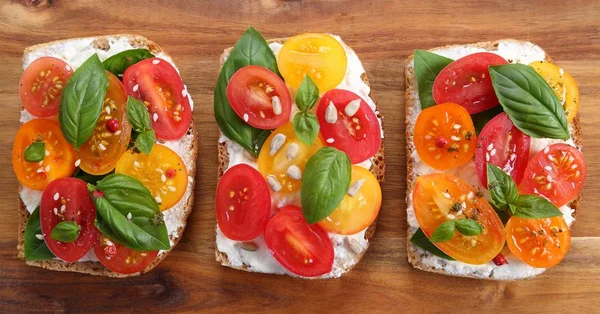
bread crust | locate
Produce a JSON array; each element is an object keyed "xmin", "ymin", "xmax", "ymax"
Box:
[
  {"xmin": 215, "ymin": 37, "xmax": 385, "ymax": 277},
  {"xmin": 404, "ymin": 39, "xmax": 583, "ymax": 280},
  {"xmin": 17, "ymin": 35, "xmax": 198, "ymax": 277}
]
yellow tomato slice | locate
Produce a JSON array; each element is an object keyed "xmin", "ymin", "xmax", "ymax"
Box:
[
  {"xmin": 413, "ymin": 173, "xmax": 505, "ymax": 264},
  {"xmin": 277, "ymin": 33, "xmax": 347, "ymax": 92},
  {"xmin": 257, "ymin": 122, "xmax": 324, "ymax": 194},
  {"xmin": 319, "ymin": 166, "xmax": 382, "ymax": 235},
  {"xmin": 116, "ymin": 144, "xmax": 188, "ymax": 211},
  {"xmin": 530, "ymin": 61, "xmax": 579, "ymax": 123}
]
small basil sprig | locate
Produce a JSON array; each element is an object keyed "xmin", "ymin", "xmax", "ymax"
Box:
[
  {"xmin": 301, "ymin": 147, "xmax": 351, "ymax": 223},
  {"xmin": 23, "ymin": 207, "xmax": 55, "ymax": 261},
  {"xmin": 59, "ymin": 54, "xmax": 108, "ymax": 149},
  {"xmin": 489, "ymin": 64, "xmax": 569, "ymax": 140},
  {"xmin": 292, "ymin": 75, "xmax": 320, "ymax": 145},
  {"xmin": 414, "ymin": 50, "xmax": 453, "ymax": 109},
  {"xmin": 487, "ymin": 163, "xmax": 562, "ymax": 218},
  {"xmin": 89, "ymin": 174, "xmax": 170, "ymax": 251},
  {"xmin": 410, "ymin": 228, "xmax": 454, "ymax": 260},
  {"xmin": 50, "ymin": 221, "xmax": 81, "ymax": 243},
  {"xmin": 102, "ymin": 49, "xmax": 154, "ymax": 76},
  {"xmin": 126, "ymin": 96, "xmax": 155, "ymax": 155},
  {"xmin": 24, "ymin": 141, "xmax": 45, "ymax": 162},
  {"xmin": 214, "ymin": 26, "xmax": 276, "ymax": 157},
  {"xmin": 430, "ymin": 219, "xmax": 483, "ymax": 243}
]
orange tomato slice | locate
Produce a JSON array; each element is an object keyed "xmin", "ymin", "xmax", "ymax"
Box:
[{"xmin": 530, "ymin": 61, "xmax": 579, "ymax": 123}]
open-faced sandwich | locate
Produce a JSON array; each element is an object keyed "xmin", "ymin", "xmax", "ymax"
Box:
[
  {"xmin": 214, "ymin": 27, "xmax": 384, "ymax": 278},
  {"xmin": 405, "ymin": 39, "xmax": 586, "ymax": 280},
  {"xmin": 14, "ymin": 35, "xmax": 197, "ymax": 277}
]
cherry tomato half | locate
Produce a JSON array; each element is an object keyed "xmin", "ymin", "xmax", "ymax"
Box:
[
  {"xmin": 13, "ymin": 119, "xmax": 76, "ymax": 190},
  {"xmin": 216, "ymin": 164, "xmax": 271, "ymax": 241},
  {"xmin": 79, "ymin": 71, "xmax": 132, "ymax": 175},
  {"xmin": 265, "ymin": 206, "xmax": 334, "ymax": 277},
  {"xmin": 94, "ymin": 236, "xmax": 159, "ymax": 274},
  {"xmin": 123, "ymin": 58, "xmax": 191, "ymax": 140},
  {"xmin": 475, "ymin": 113, "xmax": 530, "ymax": 187},
  {"xmin": 433, "ymin": 52, "xmax": 508, "ymax": 114},
  {"xmin": 227, "ymin": 65, "xmax": 292, "ymax": 130},
  {"xmin": 530, "ymin": 61, "xmax": 579, "ymax": 123},
  {"xmin": 317, "ymin": 89, "xmax": 381, "ymax": 164},
  {"xmin": 520, "ymin": 143, "xmax": 586, "ymax": 207},
  {"xmin": 20, "ymin": 57, "xmax": 73, "ymax": 117},
  {"xmin": 413, "ymin": 102, "xmax": 477, "ymax": 170},
  {"xmin": 413, "ymin": 173, "xmax": 505, "ymax": 264},
  {"xmin": 506, "ymin": 216, "xmax": 570, "ymax": 268},
  {"xmin": 40, "ymin": 178, "xmax": 99, "ymax": 262}
]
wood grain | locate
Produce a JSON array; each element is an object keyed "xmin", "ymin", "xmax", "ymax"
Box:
[{"xmin": 1, "ymin": 0, "xmax": 599, "ymax": 312}]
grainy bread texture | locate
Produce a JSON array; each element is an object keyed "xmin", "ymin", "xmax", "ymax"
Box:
[
  {"xmin": 17, "ymin": 35, "xmax": 197, "ymax": 278},
  {"xmin": 404, "ymin": 39, "xmax": 582, "ymax": 280},
  {"xmin": 215, "ymin": 37, "xmax": 385, "ymax": 278}
]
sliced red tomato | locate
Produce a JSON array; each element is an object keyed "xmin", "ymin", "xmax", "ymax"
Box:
[
  {"xmin": 40, "ymin": 178, "xmax": 99, "ymax": 262},
  {"xmin": 475, "ymin": 113, "xmax": 530, "ymax": 186},
  {"xmin": 123, "ymin": 58, "xmax": 191, "ymax": 140},
  {"xmin": 520, "ymin": 143, "xmax": 586, "ymax": 207},
  {"xmin": 216, "ymin": 164, "xmax": 271, "ymax": 241},
  {"xmin": 316, "ymin": 89, "xmax": 381, "ymax": 164},
  {"xmin": 94, "ymin": 236, "xmax": 158, "ymax": 274},
  {"xmin": 20, "ymin": 57, "xmax": 73, "ymax": 117},
  {"xmin": 227, "ymin": 65, "xmax": 291, "ymax": 129},
  {"xmin": 265, "ymin": 206, "xmax": 334, "ymax": 277},
  {"xmin": 433, "ymin": 52, "xmax": 508, "ymax": 114},
  {"xmin": 506, "ymin": 216, "xmax": 570, "ymax": 268},
  {"xmin": 413, "ymin": 173, "xmax": 505, "ymax": 264}
]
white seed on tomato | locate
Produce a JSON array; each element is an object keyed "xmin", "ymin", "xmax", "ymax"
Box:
[
  {"xmin": 37, "ymin": 167, "xmax": 44, "ymax": 173},
  {"xmin": 270, "ymin": 133, "xmax": 286, "ymax": 156},
  {"xmin": 243, "ymin": 113, "xmax": 249, "ymax": 122},
  {"xmin": 182, "ymin": 89, "xmax": 188, "ymax": 97},
  {"xmin": 487, "ymin": 143, "xmax": 494, "ymax": 151},
  {"xmin": 44, "ymin": 165, "xmax": 50, "ymax": 172},
  {"xmin": 98, "ymin": 143, "xmax": 107, "ymax": 151},
  {"xmin": 161, "ymin": 174, "xmax": 167, "ymax": 183},
  {"xmin": 168, "ymin": 186, "xmax": 176, "ymax": 192},
  {"xmin": 134, "ymin": 161, "xmax": 141, "ymax": 168},
  {"xmin": 442, "ymin": 192, "xmax": 451, "ymax": 199},
  {"xmin": 347, "ymin": 179, "xmax": 366, "ymax": 197},
  {"xmin": 53, "ymin": 192, "xmax": 60, "ymax": 201},
  {"xmin": 74, "ymin": 159, "xmax": 81, "ymax": 167},
  {"xmin": 326, "ymin": 138, "xmax": 335, "ymax": 144},
  {"xmin": 152, "ymin": 113, "xmax": 158, "ymax": 122},
  {"xmin": 287, "ymin": 165, "xmax": 302, "ymax": 180},
  {"xmin": 544, "ymin": 147, "xmax": 550, "ymax": 154},
  {"xmin": 152, "ymin": 59, "xmax": 160, "ymax": 65},
  {"xmin": 344, "ymin": 99, "xmax": 361, "ymax": 117},
  {"xmin": 467, "ymin": 191, "xmax": 474, "ymax": 199},
  {"xmin": 447, "ymin": 214, "xmax": 456, "ymax": 220},
  {"xmin": 451, "ymin": 135, "xmax": 460, "ymax": 141},
  {"xmin": 544, "ymin": 166, "xmax": 552, "ymax": 171},
  {"xmin": 155, "ymin": 195, "xmax": 162, "ymax": 204},
  {"xmin": 490, "ymin": 148, "xmax": 497, "ymax": 157},
  {"xmin": 486, "ymin": 153, "xmax": 490, "ymax": 162},
  {"xmin": 60, "ymin": 204, "xmax": 66, "ymax": 213},
  {"xmin": 272, "ymin": 96, "xmax": 282, "ymax": 115},
  {"xmin": 266, "ymin": 175, "xmax": 282, "ymax": 192},
  {"xmin": 286, "ymin": 143, "xmax": 299, "ymax": 160},
  {"xmin": 325, "ymin": 101, "xmax": 338, "ymax": 123},
  {"xmin": 424, "ymin": 134, "xmax": 432, "ymax": 140},
  {"xmin": 453, "ymin": 124, "xmax": 462, "ymax": 130},
  {"xmin": 133, "ymin": 84, "xmax": 139, "ymax": 92},
  {"xmin": 45, "ymin": 150, "xmax": 50, "ymax": 157},
  {"xmin": 53, "ymin": 208, "xmax": 58, "ymax": 215},
  {"xmin": 114, "ymin": 130, "xmax": 122, "ymax": 136},
  {"xmin": 105, "ymin": 106, "xmax": 111, "ymax": 115}
]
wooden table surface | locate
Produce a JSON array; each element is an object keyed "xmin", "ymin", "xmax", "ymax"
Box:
[{"xmin": 1, "ymin": 0, "xmax": 599, "ymax": 313}]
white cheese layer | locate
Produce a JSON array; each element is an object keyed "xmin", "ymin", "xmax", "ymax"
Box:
[
  {"xmin": 407, "ymin": 40, "xmax": 577, "ymax": 279},
  {"xmin": 217, "ymin": 35, "xmax": 380, "ymax": 278},
  {"xmin": 19, "ymin": 36, "xmax": 195, "ymax": 263}
]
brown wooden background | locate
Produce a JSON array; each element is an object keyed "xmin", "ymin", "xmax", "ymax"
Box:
[{"xmin": 1, "ymin": 0, "xmax": 599, "ymax": 313}]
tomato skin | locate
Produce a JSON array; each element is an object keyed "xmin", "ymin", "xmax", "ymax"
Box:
[
  {"xmin": 227, "ymin": 65, "xmax": 292, "ymax": 130},
  {"xmin": 475, "ymin": 113, "xmax": 530, "ymax": 186},
  {"xmin": 12, "ymin": 119, "xmax": 76, "ymax": 190},
  {"xmin": 20, "ymin": 57, "xmax": 73, "ymax": 118},
  {"xmin": 520, "ymin": 143, "xmax": 586, "ymax": 207},
  {"xmin": 94, "ymin": 236, "xmax": 158, "ymax": 274},
  {"xmin": 433, "ymin": 52, "xmax": 508, "ymax": 114},
  {"xmin": 317, "ymin": 89, "xmax": 381, "ymax": 164},
  {"xmin": 40, "ymin": 178, "xmax": 99, "ymax": 262},
  {"xmin": 265, "ymin": 206, "xmax": 334, "ymax": 277},
  {"xmin": 530, "ymin": 61, "xmax": 579, "ymax": 123},
  {"xmin": 79, "ymin": 71, "xmax": 132, "ymax": 175},
  {"xmin": 216, "ymin": 164, "xmax": 271, "ymax": 241},
  {"xmin": 506, "ymin": 216, "xmax": 570, "ymax": 268},
  {"xmin": 123, "ymin": 58, "xmax": 191, "ymax": 140}
]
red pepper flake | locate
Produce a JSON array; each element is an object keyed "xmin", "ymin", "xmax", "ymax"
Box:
[
  {"xmin": 106, "ymin": 118, "xmax": 120, "ymax": 133},
  {"xmin": 166, "ymin": 168, "xmax": 177, "ymax": 178},
  {"xmin": 104, "ymin": 244, "xmax": 117, "ymax": 259},
  {"xmin": 435, "ymin": 136, "xmax": 448, "ymax": 148},
  {"xmin": 493, "ymin": 253, "xmax": 509, "ymax": 266}
]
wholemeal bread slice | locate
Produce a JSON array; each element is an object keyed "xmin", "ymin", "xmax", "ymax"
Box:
[
  {"xmin": 405, "ymin": 39, "xmax": 582, "ymax": 280},
  {"xmin": 215, "ymin": 36, "xmax": 385, "ymax": 278},
  {"xmin": 16, "ymin": 35, "xmax": 197, "ymax": 278}
]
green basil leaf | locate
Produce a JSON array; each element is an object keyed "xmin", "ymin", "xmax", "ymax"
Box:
[
  {"xmin": 301, "ymin": 147, "xmax": 351, "ymax": 223},
  {"xmin": 512, "ymin": 194, "xmax": 563, "ymax": 219},
  {"xmin": 126, "ymin": 96, "xmax": 152, "ymax": 133},
  {"xmin": 91, "ymin": 174, "xmax": 170, "ymax": 251},
  {"xmin": 102, "ymin": 49, "xmax": 154, "ymax": 76},
  {"xmin": 135, "ymin": 130, "xmax": 155, "ymax": 155},
  {"xmin": 24, "ymin": 141, "xmax": 45, "ymax": 162},
  {"xmin": 489, "ymin": 64, "xmax": 569, "ymax": 140},
  {"xmin": 24, "ymin": 207, "xmax": 55, "ymax": 261},
  {"xmin": 486, "ymin": 163, "xmax": 519, "ymax": 211},
  {"xmin": 430, "ymin": 221, "xmax": 456, "ymax": 242},
  {"xmin": 414, "ymin": 50, "xmax": 453, "ymax": 109},
  {"xmin": 471, "ymin": 105, "xmax": 504, "ymax": 135},
  {"xmin": 292, "ymin": 111, "xmax": 320, "ymax": 145},
  {"xmin": 214, "ymin": 26, "xmax": 277, "ymax": 157},
  {"xmin": 454, "ymin": 219, "xmax": 483, "ymax": 236},
  {"xmin": 295, "ymin": 75, "xmax": 319, "ymax": 111},
  {"xmin": 59, "ymin": 54, "xmax": 108, "ymax": 149},
  {"xmin": 50, "ymin": 221, "xmax": 81, "ymax": 243},
  {"xmin": 410, "ymin": 228, "xmax": 454, "ymax": 260}
]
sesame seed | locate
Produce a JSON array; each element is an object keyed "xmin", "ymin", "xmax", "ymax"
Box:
[
  {"xmin": 487, "ymin": 143, "xmax": 494, "ymax": 151},
  {"xmin": 114, "ymin": 130, "xmax": 122, "ymax": 135},
  {"xmin": 424, "ymin": 134, "xmax": 432, "ymax": 140},
  {"xmin": 447, "ymin": 214, "xmax": 456, "ymax": 220},
  {"xmin": 98, "ymin": 143, "xmax": 107, "ymax": 151},
  {"xmin": 44, "ymin": 165, "xmax": 50, "ymax": 172},
  {"xmin": 153, "ymin": 113, "xmax": 158, "ymax": 122},
  {"xmin": 161, "ymin": 174, "xmax": 166, "ymax": 182},
  {"xmin": 53, "ymin": 192, "xmax": 60, "ymax": 201},
  {"xmin": 544, "ymin": 166, "xmax": 552, "ymax": 171},
  {"xmin": 127, "ymin": 212, "xmax": 132, "ymax": 220},
  {"xmin": 155, "ymin": 196, "xmax": 162, "ymax": 203},
  {"xmin": 105, "ymin": 106, "xmax": 111, "ymax": 114},
  {"xmin": 490, "ymin": 148, "xmax": 497, "ymax": 157},
  {"xmin": 53, "ymin": 208, "xmax": 58, "ymax": 215},
  {"xmin": 182, "ymin": 89, "xmax": 187, "ymax": 97},
  {"xmin": 45, "ymin": 150, "xmax": 50, "ymax": 157},
  {"xmin": 486, "ymin": 153, "xmax": 490, "ymax": 162},
  {"xmin": 75, "ymin": 159, "xmax": 81, "ymax": 167},
  {"xmin": 547, "ymin": 175, "xmax": 553, "ymax": 182},
  {"xmin": 453, "ymin": 124, "xmax": 462, "ymax": 130},
  {"xmin": 451, "ymin": 135, "xmax": 460, "ymax": 141},
  {"xmin": 326, "ymin": 138, "xmax": 335, "ymax": 143},
  {"xmin": 66, "ymin": 65, "xmax": 71, "ymax": 71},
  {"xmin": 544, "ymin": 147, "xmax": 550, "ymax": 154},
  {"xmin": 152, "ymin": 59, "xmax": 160, "ymax": 65},
  {"xmin": 461, "ymin": 202, "xmax": 467, "ymax": 209},
  {"xmin": 37, "ymin": 167, "xmax": 44, "ymax": 173},
  {"xmin": 243, "ymin": 114, "xmax": 249, "ymax": 122},
  {"xmin": 168, "ymin": 186, "xmax": 176, "ymax": 192},
  {"xmin": 35, "ymin": 234, "xmax": 44, "ymax": 240},
  {"xmin": 467, "ymin": 191, "xmax": 474, "ymax": 199},
  {"xmin": 509, "ymin": 154, "xmax": 516, "ymax": 161},
  {"xmin": 134, "ymin": 161, "xmax": 141, "ymax": 168},
  {"xmin": 442, "ymin": 192, "xmax": 451, "ymax": 199},
  {"xmin": 133, "ymin": 84, "xmax": 139, "ymax": 92},
  {"xmin": 60, "ymin": 204, "xmax": 66, "ymax": 213},
  {"xmin": 571, "ymin": 164, "xmax": 578, "ymax": 169},
  {"xmin": 559, "ymin": 68, "xmax": 565, "ymax": 75},
  {"xmin": 156, "ymin": 168, "xmax": 164, "ymax": 173}
]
